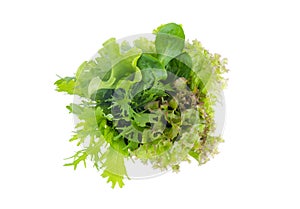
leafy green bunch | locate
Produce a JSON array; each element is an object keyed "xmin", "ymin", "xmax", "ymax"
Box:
[{"xmin": 55, "ymin": 23, "xmax": 228, "ymax": 188}]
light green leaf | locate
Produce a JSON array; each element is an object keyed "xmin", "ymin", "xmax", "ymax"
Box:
[
  {"xmin": 54, "ymin": 76, "xmax": 76, "ymax": 95},
  {"xmin": 88, "ymin": 76, "xmax": 101, "ymax": 97},
  {"xmin": 100, "ymin": 146, "xmax": 128, "ymax": 188}
]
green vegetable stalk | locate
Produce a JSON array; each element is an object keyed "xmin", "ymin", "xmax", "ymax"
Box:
[{"xmin": 55, "ymin": 23, "xmax": 228, "ymax": 188}]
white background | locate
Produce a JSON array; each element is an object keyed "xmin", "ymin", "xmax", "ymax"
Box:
[{"xmin": 1, "ymin": 0, "xmax": 299, "ymax": 208}]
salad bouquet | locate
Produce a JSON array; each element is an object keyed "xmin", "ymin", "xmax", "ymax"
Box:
[{"xmin": 55, "ymin": 23, "xmax": 228, "ymax": 188}]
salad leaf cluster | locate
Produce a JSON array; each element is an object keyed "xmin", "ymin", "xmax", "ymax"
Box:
[{"xmin": 55, "ymin": 23, "xmax": 228, "ymax": 188}]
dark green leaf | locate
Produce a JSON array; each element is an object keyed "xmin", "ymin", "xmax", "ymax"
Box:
[{"xmin": 154, "ymin": 23, "xmax": 185, "ymax": 66}]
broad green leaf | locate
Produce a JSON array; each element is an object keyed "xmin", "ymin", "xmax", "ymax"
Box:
[
  {"xmin": 166, "ymin": 52, "xmax": 192, "ymax": 79},
  {"xmin": 137, "ymin": 54, "xmax": 167, "ymax": 82},
  {"xmin": 154, "ymin": 23, "xmax": 185, "ymax": 66}
]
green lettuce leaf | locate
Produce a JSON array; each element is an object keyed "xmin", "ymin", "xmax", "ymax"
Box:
[{"xmin": 154, "ymin": 23, "xmax": 185, "ymax": 66}]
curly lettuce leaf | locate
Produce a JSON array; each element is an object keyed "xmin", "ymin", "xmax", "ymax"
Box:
[
  {"xmin": 54, "ymin": 76, "xmax": 76, "ymax": 95},
  {"xmin": 100, "ymin": 146, "xmax": 128, "ymax": 189}
]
